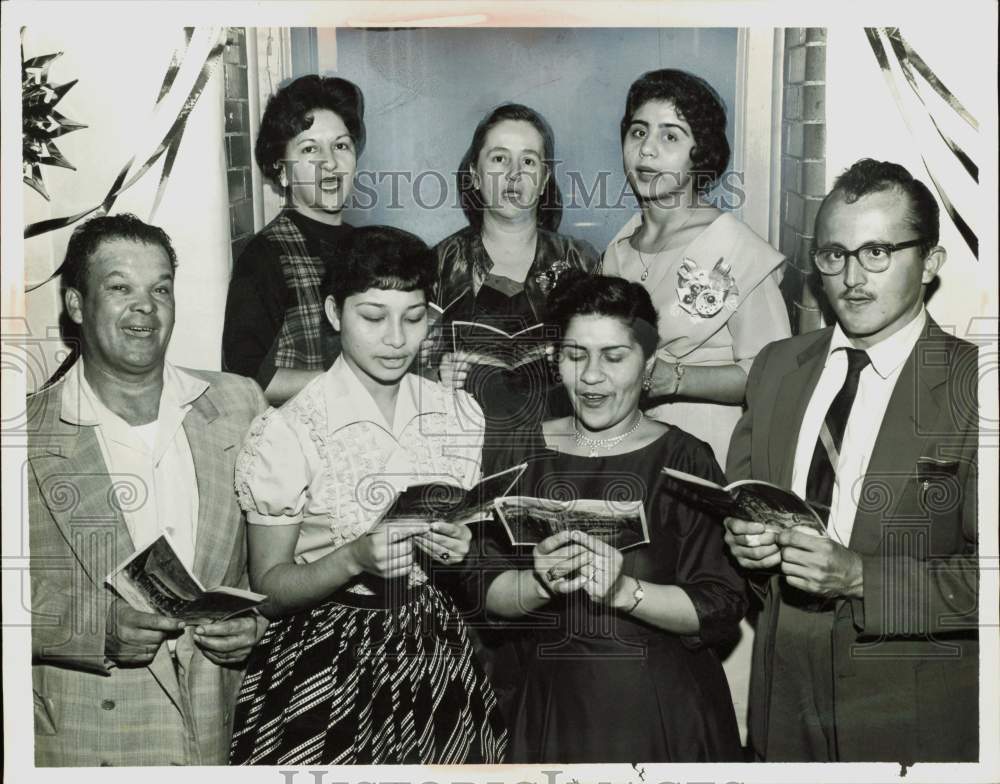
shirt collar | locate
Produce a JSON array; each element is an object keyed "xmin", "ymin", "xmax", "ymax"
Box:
[
  {"xmin": 60, "ymin": 358, "xmax": 208, "ymax": 426},
  {"xmin": 827, "ymin": 306, "xmax": 927, "ymax": 379},
  {"xmin": 320, "ymin": 355, "xmax": 448, "ymax": 439},
  {"xmin": 610, "ymin": 213, "xmax": 644, "ymax": 248}
]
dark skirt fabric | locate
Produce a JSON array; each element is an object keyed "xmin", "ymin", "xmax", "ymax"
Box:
[
  {"xmin": 510, "ymin": 628, "xmax": 742, "ymax": 763},
  {"xmin": 229, "ymin": 584, "xmax": 507, "ymax": 765}
]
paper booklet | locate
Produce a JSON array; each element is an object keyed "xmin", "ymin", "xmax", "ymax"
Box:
[
  {"xmin": 451, "ymin": 320, "xmax": 552, "ymax": 371},
  {"xmin": 660, "ymin": 467, "xmax": 827, "ymax": 534},
  {"xmin": 106, "ymin": 532, "xmax": 266, "ymax": 622},
  {"xmin": 426, "ymin": 288, "xmax": 469, "ymax": 330},
  {"xmin": 493, "ymin": 496, "xmax": 650, "ymax": 551},
  {"xmin": 379, "ymin": 462, "xmax": 528, "ymax": 526}
]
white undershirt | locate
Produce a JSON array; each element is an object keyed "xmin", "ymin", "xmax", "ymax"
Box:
[
  {"xmin": 72, "ymin": 361, "xmax": 201, "ymax": 572},
  {"xmin": 791, "ymin": 308, "xmax": 927, "ymax": 546}
]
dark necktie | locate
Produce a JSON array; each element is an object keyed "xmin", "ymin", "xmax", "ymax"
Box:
[{"xmin": 805, "ymin": 347, "xmax": 871, "ymax": 526}]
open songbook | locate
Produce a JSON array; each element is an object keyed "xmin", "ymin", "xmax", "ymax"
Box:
[
  {"xmin": 426, "ymin": 288, "xmax": 469, "ymax": 330},
  {"xmin": 451, "ymin": 320, "xmax": 552, "ymax": 371},
  {"xmin": 661, "ymin": 467, "xmax": 826, "ymax": 534},
  {"xmin": 379, "ymin": 463, "xmax": 528, "ymax": 526},
  {"xmin": 106, "ymin": 532, "xmax": 266, "ymax": 622},
  {"xmin": 493, "ymin": 496, "xmax": 650, "ymax": 551}
]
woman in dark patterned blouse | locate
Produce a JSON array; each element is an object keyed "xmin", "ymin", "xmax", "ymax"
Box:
[{"xmin": 432, "ymin": 103, "xmax": 600, "ymax": 428}]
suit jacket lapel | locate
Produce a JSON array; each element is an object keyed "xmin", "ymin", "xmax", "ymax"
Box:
[
  {"xmin": 29, "ymin": 417, "xmax": 136, "ymax": 590},
  {"xmin": 187, "ymin": 387, "xmax": 240, "ymax": 590},
  {"xmin": 30, "ymin": 400, "xmax": 184, "ymax": 710},
  {"xmin": 768, "ymin": 332, "xmax": 831, "ymax": 487},
  {"xmin": 849, "ymin": 322, "xmax": 950, "ymax": 554}
]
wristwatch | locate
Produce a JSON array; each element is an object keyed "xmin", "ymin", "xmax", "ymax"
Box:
[{"xmin": 626, "ymin": 577, "xmax": 645, "ymax": 614}]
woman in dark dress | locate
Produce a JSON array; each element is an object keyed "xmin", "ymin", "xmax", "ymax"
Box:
[
  {"xmin": 432, "ymin": 103, "xmax": 600, "ymax": 431},
  {"xmin": 222, "ymin": 75, "xmax": 363, "ymax": 404},
  {"xmin": 479, "ymin": 272, "xmax": 747, "ymax": 763}
]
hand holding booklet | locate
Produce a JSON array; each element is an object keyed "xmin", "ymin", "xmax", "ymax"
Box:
[
  {"xmin": 660, "ymin": 467, "xmax": 826, "ymax": 534},
  {"xmin": 106, "ymin": 532, "xmax": 266, "ymax": 622}
]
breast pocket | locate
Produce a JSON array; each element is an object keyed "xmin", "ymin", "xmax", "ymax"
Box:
[{"xmin": 915, "ymin": 458, "xmax": 962, "ymax": 517}]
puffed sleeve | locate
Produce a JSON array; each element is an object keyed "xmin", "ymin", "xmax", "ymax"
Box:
[
  {"xmin": 662, "ymin": 435, "xmax": 749, "ymax": 648},
  {"xmin": 234, "ymin": 408, "xmax": 311, "ymax": 525}
]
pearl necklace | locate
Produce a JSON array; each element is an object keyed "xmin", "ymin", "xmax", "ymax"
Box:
[
  {"xmin": 573, "ymin": 412, "xmax": 644, "ymax": 458},
  {"xmin": 634, "ymin": 208, "xmax": 699, "ymax": 282}
]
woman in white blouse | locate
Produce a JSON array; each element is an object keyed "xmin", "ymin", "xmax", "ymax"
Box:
[{"xmin": 229, "ymin": 226, "xmax": 506, "ymax": 765}]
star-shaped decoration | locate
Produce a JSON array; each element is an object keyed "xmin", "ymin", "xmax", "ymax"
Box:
[{"xmin": 22, "ymin": 49, "xmax": 87, "ymax": 201}]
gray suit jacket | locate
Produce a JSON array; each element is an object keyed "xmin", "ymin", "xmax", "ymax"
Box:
[
  {"xmin": 28, "ymin": 366, "xmax": 266, "ymax": 766},
  {"xmin": 727, "ymin": 319, "xmax": 979, "ymax": 762}
]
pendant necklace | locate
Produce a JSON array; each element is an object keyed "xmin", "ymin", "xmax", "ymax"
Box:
[
  {"xmin": 574, "ymin": 411, "xmax": 644, "ymax": 458},
  {"xmin": 634, "ymin": 208, "xmax": 698, "ymax": 282}
]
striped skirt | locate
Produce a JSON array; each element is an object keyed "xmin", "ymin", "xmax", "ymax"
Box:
[{"xmin": 229, "ymin": 583, "xmax": 507, "ymax": 765}]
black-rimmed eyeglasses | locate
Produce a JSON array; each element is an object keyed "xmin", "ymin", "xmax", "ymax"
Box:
[{"xmin": 810, "ymin": 238, "xmax": 926, "ymax": 275}]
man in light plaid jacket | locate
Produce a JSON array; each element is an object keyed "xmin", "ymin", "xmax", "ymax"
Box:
[{"xmin": 27, "ymin": 214, "xmax": 267, "ymax": 766}]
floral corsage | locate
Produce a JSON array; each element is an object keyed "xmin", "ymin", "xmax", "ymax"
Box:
[
  {"xmin": 673, "ymin": 257, "xmax": 740, "ymax": 320},
  {"xmin": 535, "ymin": 259, "xmax": 572, "ymax": 294}
]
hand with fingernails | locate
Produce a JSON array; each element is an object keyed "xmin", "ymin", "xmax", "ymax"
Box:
[
  {"xmin": 412, "ymin": 521, "xmax": 473, "ymax": 564},
  {"xmin": 105, "ymin": 600, "xmax": 184, "ymax": 667},
  {"xmin": 191, "ymin": 614, "xmax": 268, "ymax": 666},
  {"xmin": 531, "ymin": 529, "xmax": 628, "ymax": 604},
  {"xmin": 350, "ymin": 520, "xmax": 431, "ymax": 579},
  {"xmin": 723, "ymin": 517, "xmax": 863, "ymax": 598}
]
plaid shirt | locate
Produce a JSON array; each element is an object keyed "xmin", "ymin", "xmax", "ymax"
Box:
[{"xmin": 264, "ymin": 213, "xmax": 329, "ymax": 370}]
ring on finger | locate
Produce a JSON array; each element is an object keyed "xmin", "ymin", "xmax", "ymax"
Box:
[{"xmin": 440, "ymin": 550, "xmax": 450, "ymax": 561}]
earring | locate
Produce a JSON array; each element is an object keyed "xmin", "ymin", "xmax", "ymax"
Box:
[{"xmin": 642, "ymin": 371, "xmax": 653, "ymax": 392}]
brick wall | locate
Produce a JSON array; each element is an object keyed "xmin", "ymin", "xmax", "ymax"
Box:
[
  {"xmin": 223, "ymin": 28, "xmax": 254, "ymax": 266},
  {"xmin": 779, "ymin": 28, "xmax": 828, "ymax": 334}
]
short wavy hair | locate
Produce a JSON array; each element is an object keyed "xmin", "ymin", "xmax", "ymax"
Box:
[
  {"xmin": 255, "ymin": 75, "xmax": 366, "ymax": 187},
  {"xmin": 322, "ymin": 225, "xmax": 435, "ymax": 310},
  {"xmin": 61, "ymin": 213, "xmax": 177, "ymax": 295},
  {"xmin": 824, "ymin": 158, "xmax": 940, "ymax": 251},
  {"xmin": 547, "ymin": 270, "xmax": 660, "ymax": 359},
  {"xmin": 457, "ymin": 103, "xmax": 563, "ymax": 232},
  {"xmin": 620, "ymin": 69, "xmax": 730, "ymax": 194}
]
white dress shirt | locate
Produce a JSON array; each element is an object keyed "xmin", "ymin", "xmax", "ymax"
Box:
[
  {"xmin": 791, "ymin": 308, "xmax": 927, "ymax": 546},
  {"xmin": 62, "ymin": 359, "xmax": 206, "ymax": 571}
]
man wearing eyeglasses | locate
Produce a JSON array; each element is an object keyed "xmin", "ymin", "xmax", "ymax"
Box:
[{"xmin": 723, "ymin": 158, "xmax": 979, "ymax": 762}]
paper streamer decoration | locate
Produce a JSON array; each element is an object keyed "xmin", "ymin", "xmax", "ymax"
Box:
[
  {"xmin": 22, "ymin": 49, "xmax": 88, "ymax": 201},
  {"xmin": 24, "ymin": 27, "xmax": 228, "ymax": 291},
  {"xmin": 865, "ymin": 27, "xmax": 978, "ymax": 258}
]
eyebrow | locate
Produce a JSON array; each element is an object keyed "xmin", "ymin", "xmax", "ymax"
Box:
[
  {"xmin": 817, "ymin": 239, "xmax": 893, "ymax": 248},
  {"xmin": 486, "ymin": 145, "xmax": 541, "ymax": 156},
  {"xmin": 564, "ymin": 343, "xmax": 634, "ymax": 351},
  {"xmin": 295, "ymin": 132, "xmax": 352, "ymax": 144},
  {"xmin": 101, "ymin": 270, "xmax": 174, "ymax": 282},
  {"xmin": 354, "ymin": 301, "xmax": 427, "ymax": 310},
  {"xmin": 628, "ymin": 119, "xmax": 690, "ymax": 135}
]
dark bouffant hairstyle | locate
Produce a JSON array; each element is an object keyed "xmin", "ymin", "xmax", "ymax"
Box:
[
  {"xmin": 255, "ymin": 75, "xmax": 366, "ymax": 186},
  {"xmin": 457, "ymin": 103, "xmax": 563, "ymax": 232},
  {"xmin": 547, "ymin": 270, "xmax": 660, "ymax": 358},
  {"xmin": 61, "ymin": 213, "xmax": 178, "ymax": 295},
  {"xmin": 620, "ymin": 68, "xmax": 730, "ymax": 194},
  {"xmin": 824, "ymin": 158, "xmax": 940, "ymax": 251},
  {"xmin": 322, "ymin": 225, "xmax": 435, "ymax": 310}
]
